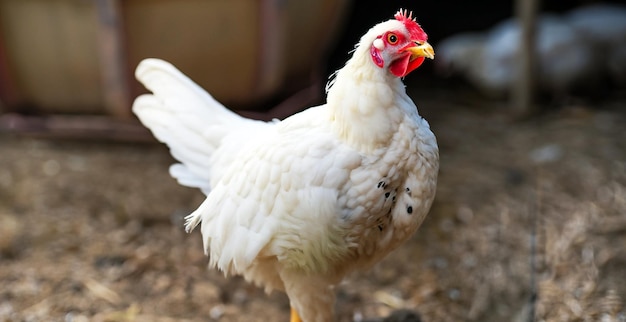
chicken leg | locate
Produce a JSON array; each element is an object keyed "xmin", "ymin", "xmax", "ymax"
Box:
[{"xmin": 290, "ymin": 307, "xmax": 302, "ymax": 322}]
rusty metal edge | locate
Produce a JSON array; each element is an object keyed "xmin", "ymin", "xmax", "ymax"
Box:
[
  {"xmin": 0, "ymin": 79, "xmax": 321, "ymax": 141},
  {"xmin": 0, "ymin": 113, "xmax": 154, "ymax": 142}
]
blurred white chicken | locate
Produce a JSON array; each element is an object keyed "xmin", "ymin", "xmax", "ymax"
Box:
[
  {"xmin": 436, "ymin": 9, "xmax": 624, "ymax": 98},
  {"xmin": 133, "ymin": 10, "xmax": 438, "ymax": 322},
  {"xmin": 565, "ymin": 4, "xmax": 626, "ymax": 85},
  {"xmin": 488, "ymin": 15, "xmax": 598, "ymax": 96},
  {"xmin": 435, "ymin": 32, "xmax": 489, "ymax": 88}
]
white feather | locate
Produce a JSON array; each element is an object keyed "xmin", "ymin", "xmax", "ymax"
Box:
[{"xmin": 133, "ymin": 58, "xmax": 268, "ymax": 193}]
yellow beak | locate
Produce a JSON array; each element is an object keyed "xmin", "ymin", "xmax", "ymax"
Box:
[{"xmin": 406, "ymin": 41, "xmax": 435, "ymax": 60}]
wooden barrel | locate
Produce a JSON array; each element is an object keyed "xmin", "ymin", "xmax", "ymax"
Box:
[{"xmin": 0, "ymin": 0, "xmax": 350, "ymax": 122}]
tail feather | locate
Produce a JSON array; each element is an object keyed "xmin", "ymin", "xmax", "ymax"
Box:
[
  {"xmin": 169, "ymin": 164, "xmax": 210, "ymax": 194},
  {"xmin": 134, "ymin": 58, "xmax": 240, "ymax": 124},
  {"xmin": 132, "ymin": 58, "xmax": 246, "ymax": 193}
]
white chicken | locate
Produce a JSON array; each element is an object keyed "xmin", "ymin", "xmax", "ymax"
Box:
[
  {"xmin": 133, "ymin": 9, "xmax": 438, "ymax": 322},
  {"xmin": 436, "ymin": 13, "xmax": 600, "ymax": 98},
  {"xmin": 435, "ymin": 32, "xmax": 492, "ymax": 92},
  {"xmin": 565, "ymin": 4, "xmax": 626, "ymax": 85},
  {"xmin": 487, "ymin": 15, "xmax": 598, "ymax": 95}
]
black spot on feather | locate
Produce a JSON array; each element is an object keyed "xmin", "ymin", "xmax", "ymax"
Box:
[
  {"xmin": 385, "ymin": 192, "xmax": 390, "ymax": 199},
  {"xmin": 407, "ymin": 206, "xmax": 413, "ymax": 214}
]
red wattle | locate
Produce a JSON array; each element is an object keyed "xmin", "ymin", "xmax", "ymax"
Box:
[
  {"xmin": 390, "ymin": 55, "xmax": 425, "ymax": 78},
  {"xmin": 406, "ymin": 57, "xmax": 425, "ymax": 75},
  {"xmin": 389, "ymin": 54, "xmax": 411, "ymax": 77}
]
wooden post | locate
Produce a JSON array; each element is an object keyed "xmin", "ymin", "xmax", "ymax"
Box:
[
  {"xmin": 94, "ymin": 0, "xmax": 132, "ymax": 119},
  {"xmin": 513, "ymin": 0, "xmax": 539, "ymax": 117}
]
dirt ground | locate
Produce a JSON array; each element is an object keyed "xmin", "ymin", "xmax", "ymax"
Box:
[{"xmin": 1, "ymin": 86, "xmax": 625, "ymax": 322}]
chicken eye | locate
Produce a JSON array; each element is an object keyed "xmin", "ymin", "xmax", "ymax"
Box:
[{"xmin": 387, "ymin": 33, "xmax": 398, "ymax": 44}]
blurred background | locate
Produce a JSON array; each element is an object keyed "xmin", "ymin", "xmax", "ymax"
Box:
[{"xmin": 1, "ymin": 0, "xmax": 625, "ymax": 321}]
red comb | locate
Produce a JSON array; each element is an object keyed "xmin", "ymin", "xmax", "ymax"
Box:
[{"xmin": 394, "ymin": 9, "xmax": 427, "ymax": 41}]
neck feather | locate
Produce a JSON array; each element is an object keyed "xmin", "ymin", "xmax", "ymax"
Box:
[{"xmin": 325, "ymin": 51, "xmax": 418, "ymax": 152}]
